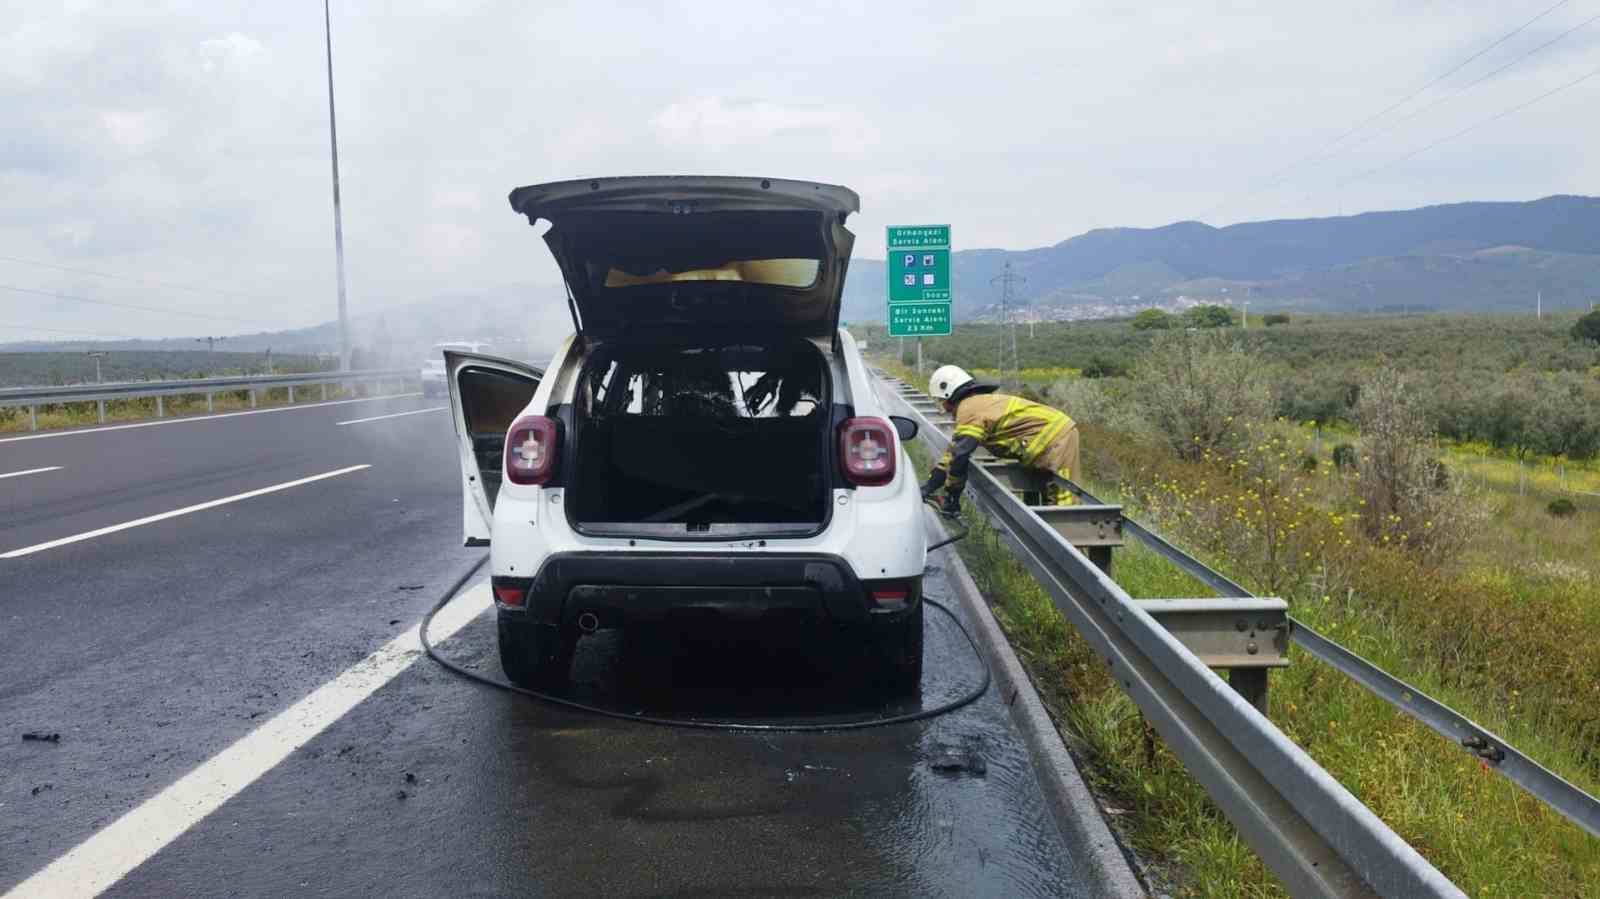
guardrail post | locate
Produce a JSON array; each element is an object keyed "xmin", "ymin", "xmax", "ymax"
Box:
[
  {"xmin": 288, "ymin": 385, "xmax": 295, "ymax": 403},
  {"xmin": 29, "ymin": 405, "xmax": 37, "ymax": 431},
  {"xmin": 97, "ymin": 400, "xmax": 106, "ymax": 424},
  {"xmin": 155, "ymin": 396, "xmax": 164, "ymax": 418},
  {"xmin": 206, "ymin": 392, "xmax": 213, "ymax": 413},
  {"xmin": 249, "ymin": 388, "xmax": 257, "ymax": 409},
  {"xmin": 321, "ymin": 383, "xmax": 328, "ymax": 401},
  {"xmin": 1230, "ymin": 670, "xmax": 1269, "ymax": 717}
]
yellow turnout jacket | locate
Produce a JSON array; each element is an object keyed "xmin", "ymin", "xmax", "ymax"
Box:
[{"xmin": 930, "ymin": 392, "xmax": 1075, "ymax": 497}]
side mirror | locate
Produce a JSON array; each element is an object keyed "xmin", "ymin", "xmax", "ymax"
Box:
[{"xmin": 889, "ymin": 415, "xmax": 918, "ymax": 442}]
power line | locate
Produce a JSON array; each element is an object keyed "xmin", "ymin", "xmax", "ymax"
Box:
[
  {"xmin": 1329, "ymin": 61, "xmax": 1600, "ymax": 189},
  {"xmin": 1197, "ymin": 0, "xmax": 1574, "ymax": 221},
  {"xmin": 1313, "ymin": 8, "xmax": 1600, "ymax": 167},
  {"xmin": 0, "ymin": 254, "xmax": 279, "ymax": 301},
  {"xmin": 0, "ymin": 322, "xmax": 137, "ymax": 339},
  {"xmin": 0, "ymin": 283, "xmax": 279, "ymax": 328}
]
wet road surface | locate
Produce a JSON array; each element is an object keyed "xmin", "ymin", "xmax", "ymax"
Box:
[{"xmin": 2, "ymin": 395, "xmax": 1107, "ymax": 897}]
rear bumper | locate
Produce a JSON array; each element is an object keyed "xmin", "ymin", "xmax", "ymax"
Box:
[{"xmin": 495, "ymin": 551, "xmax": 918, "ymax": 630}]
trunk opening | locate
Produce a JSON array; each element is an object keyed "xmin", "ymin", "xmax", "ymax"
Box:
[{"xmin": 568, "ymin": 339, "xmax": 833, "ymax": 539}]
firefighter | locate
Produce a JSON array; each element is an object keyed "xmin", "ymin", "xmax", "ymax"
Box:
[{"xmin": 919, "ymin": 365, "xmax": 1079, "ymax": 517}]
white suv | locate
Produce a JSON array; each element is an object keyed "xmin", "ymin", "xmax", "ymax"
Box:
[{"xmin": 445, "ymin": 176, "xmax": 927, "ymax": 694}]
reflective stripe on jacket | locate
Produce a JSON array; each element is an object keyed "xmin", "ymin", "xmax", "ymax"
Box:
[{"xmin": 934, "ymin": 393, "xmax": 1075, "ymax": 484}]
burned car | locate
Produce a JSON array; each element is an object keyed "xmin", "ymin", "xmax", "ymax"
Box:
[{"xmin": 445, "ymin": 176, "xmax": 926, "ymax": 694}]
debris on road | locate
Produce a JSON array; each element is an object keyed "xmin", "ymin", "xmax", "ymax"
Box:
[
  {"xmin": 396, "ymin": 790, "xmax": 408, "ymax": 800},
  {"xmin": 21, "ymin": 731, "xmax": 61, "ymax": 743},
  {"xmin": 31, "ymin": 783, "xmax": 54, "ymax": 796},
  {"xmin": 396, "ymin": 585, "xmax": 425, "ymax": 591},
  {"xmin": 928, "ymin": 743, "xmax": 987, "ymax": 777},
  {"xmin": 404, "ymin": 772, "xmax": 417, "ymax": 784}
]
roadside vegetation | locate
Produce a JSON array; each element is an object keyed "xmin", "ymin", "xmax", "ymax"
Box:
[
  {"xmin": 0, "ymin": 350, "xmax": 351, "ymax": 434},
  {"xmin": 877, "ymin": 311, "xmax": 1600, "ymax": 896}
]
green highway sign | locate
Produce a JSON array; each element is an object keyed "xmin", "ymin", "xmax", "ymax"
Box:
[
  {"xmin": 886, "ymin": 224, "xmax": 951, "ymax": 336},
  {"xmin": 889, "ymin": 302, "xmax": 951, "ymax": 336}
]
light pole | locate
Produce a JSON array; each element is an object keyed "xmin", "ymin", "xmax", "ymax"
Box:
[
  {"xmin": 324, "ymin": 0, "xmax": 352, "ymax": 372},
  {"xmin": 85, "ymin": 351, "xmax": 106, "ymax": 383},
  {"xmin": 196, "ymin": 336, "xmax": 226, "ymax": 373}
]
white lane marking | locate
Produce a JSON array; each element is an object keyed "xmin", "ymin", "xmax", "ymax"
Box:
[
  {"xmin": 0, "ymin": 465, "xmax": 371, "ymax": 559},
  {"xmin": 0, "ymin": 466, "xmax": 62, "ymax": 480},
  {"xmin": 0, "ymin": 393, "xmax": 424, "ymax": 444},
  {"xmin": 336, "ymin": 406, "xmax": 445, "ymax": 426},
  {"xmin": 1, "ymin": 581, "xmax": 494, "ymax": 899}
]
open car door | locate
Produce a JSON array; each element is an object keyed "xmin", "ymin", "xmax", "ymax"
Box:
[{"xmin": 444, "ymin": 350, "xmax": 543, "ymax": 546}]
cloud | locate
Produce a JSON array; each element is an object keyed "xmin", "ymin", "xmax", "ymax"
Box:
[
  {"xmin": 651, "ymin": 96, "xmax": 879, "ymax": 155},
  {"xmin": 1, "ymin": 0, "xmax": 1596, "ymax": 342}
]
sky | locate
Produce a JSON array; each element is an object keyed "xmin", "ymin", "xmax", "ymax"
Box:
[{"xmin": 3, "ymin": 0, "xmax": 1598, "ymax": 342}]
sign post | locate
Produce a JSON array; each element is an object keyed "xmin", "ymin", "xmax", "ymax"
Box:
[{"xmin": 886, "ymin": 225, "xmax": 952, "ymax": 339}]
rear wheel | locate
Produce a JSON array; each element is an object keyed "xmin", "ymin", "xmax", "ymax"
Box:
[
  {"xmin": 875, "ymin": 602, "xmax": 924, "ymax": 697},
  {"xmin": 497, "ymin": 614, "xmax": 571, "ymax": 688}
]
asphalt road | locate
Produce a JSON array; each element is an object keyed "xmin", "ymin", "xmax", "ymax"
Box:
[{"xmin": 1, "ymin": 395, "xmax": 1106, "ymax": 897}]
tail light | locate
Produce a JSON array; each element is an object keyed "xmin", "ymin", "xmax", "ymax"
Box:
[
  {"xmin": 492, "ymin": 578, "xmax": 528, "ymax": 608},
  {"xmin": 840, "ymin": 417, "xmax": 896, "ymax": 486},
  {"xmin": 505, "ymin": 416, "xmax": 560, "ymax": 485},
  {"xmin": 866, "ymin": 579, "xmax": 914, "ymax": 611}
]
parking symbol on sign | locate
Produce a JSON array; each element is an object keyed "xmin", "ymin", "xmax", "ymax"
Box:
[{"xmin": 903, "ymin": 254, "xmax": 916, "ymax": 268}]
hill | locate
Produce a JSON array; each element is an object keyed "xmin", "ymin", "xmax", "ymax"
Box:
[{"xmin": 841, "ymin": 195, "xmax": 1600, "ymax": 322}]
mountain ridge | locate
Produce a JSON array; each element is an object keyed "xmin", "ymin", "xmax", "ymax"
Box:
[{"xmin": 841, "ymin": 194, "xmax": 1600, "ymax": 320}]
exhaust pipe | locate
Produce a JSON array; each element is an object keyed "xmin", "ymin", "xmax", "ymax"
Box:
[{"xmin": 577, "ymin": 612, "xmax": 600, "ymax": 634}]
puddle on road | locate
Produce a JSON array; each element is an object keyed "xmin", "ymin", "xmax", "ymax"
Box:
[{"xmin": 417, "ymin": 563, "xmax": 1099, "ymax": 896}]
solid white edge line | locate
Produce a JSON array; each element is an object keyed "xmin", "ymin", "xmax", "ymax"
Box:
[
  {"xmin": 0, "ymin": 465, "xmax": 371, "ymax": 558},
  {"xmin": 0, "ymin": 393, "xmax": 424, "ymax": 444},
  {"xmin": 335, "ymin": 406, "xmax": 446, "ymax": 426},
  {"xmin": 1, "ymin": 581, "xmax": 494, "ymax": 899},
  {"xmin": 0, "ymin": 466, "xmax": 63, "ymax": 480}
]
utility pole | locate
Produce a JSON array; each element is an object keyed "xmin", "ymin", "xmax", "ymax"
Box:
[
  {"xmin": 324, "ymin": 0, "xmax": 352, "ymax": 372},
  {"xmin": 1536, "ymin": 290, "xmax": 1542, "ymax": 321},
  {"xmin": 85, "ymin": 351, "xmax": 106, "ymax": 384},
  {"xmin": 991, "ymin": 261, "xmax": 1025, "ymax": 389},
  {"xmin": 1242, "ymin": 300, "xmax": 1251, "ymax": 329}
]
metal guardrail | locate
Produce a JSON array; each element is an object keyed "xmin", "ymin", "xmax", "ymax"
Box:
[
  {"xmin": 0, "ymin": 369, "xmax": 416, "ymax": 431},
  {"xmin": 1056, "ymin": 477, "xmax": 1600, "ymax": 844},
  {"xmin": 878, "ymin": 371, "xmax": 1468, "ymax": 899}
]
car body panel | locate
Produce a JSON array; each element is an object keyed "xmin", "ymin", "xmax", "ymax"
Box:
[
  {"xmin": 484, "ymin": 328, "xmax": 925, "ymax": 598},
  {"xmin": 506, "ymin": 176, "xmax": 859, "ymax": 340},
  {"xmin": 444, "ymin": 350, "xmax": 543, "ymax": 546}
]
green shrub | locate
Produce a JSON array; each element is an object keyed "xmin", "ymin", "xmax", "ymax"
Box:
[
  {"xmin": 1547, "ymin": 498, "xmax": 1578, "ymax": 518},
  {"xmin": 1132, "ymin": 308, "xmax": 1174, "ymax": 331},
  {"xmin": 1299, "ymin": 452, "xmax": 1319, "ymax": 472},
  {"xmin": 1354, "ymin": 367, "xmax": 1484, "ymax": 565},
  {"xmin": 1081, "ymin": 354, "xmax": 1128, "ymax": 379},
  {"xmin": 1573, "ymin": 309, "xmax": 1600, "ymax": 344},
  {"xmin": 1263, "ymin": 313, "xmax": 1291, "ymax": 326},
  {"xmin": 1185, "ymin": 304, "xmax": 1235, "ymax": 328},
  {"xmin": 1128, "ymin": 331, "xmax": 1272, "ymax": 462},
  {"xmin": 1332, "ymin": 443, "xmax": 1357, "ymax": 469}
]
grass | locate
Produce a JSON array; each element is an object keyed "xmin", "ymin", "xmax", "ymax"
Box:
[{"xmin": 886, "ymin": 362, "xmax": 1600, "ymax": 897}]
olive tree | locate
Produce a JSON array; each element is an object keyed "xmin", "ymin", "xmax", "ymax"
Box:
[{"xmin": 1129, "ymin": 331, "xmax": 1272, "ymax": 461}]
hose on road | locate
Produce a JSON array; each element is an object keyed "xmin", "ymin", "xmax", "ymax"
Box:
[{"xmin": 421, "ymin": 533, "xmax": 990, "ymax": 733}]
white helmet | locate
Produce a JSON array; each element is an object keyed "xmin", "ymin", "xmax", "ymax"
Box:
[{"xmin": 928, "ymin": 365, "xmax": 974, "ymax": 401}]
